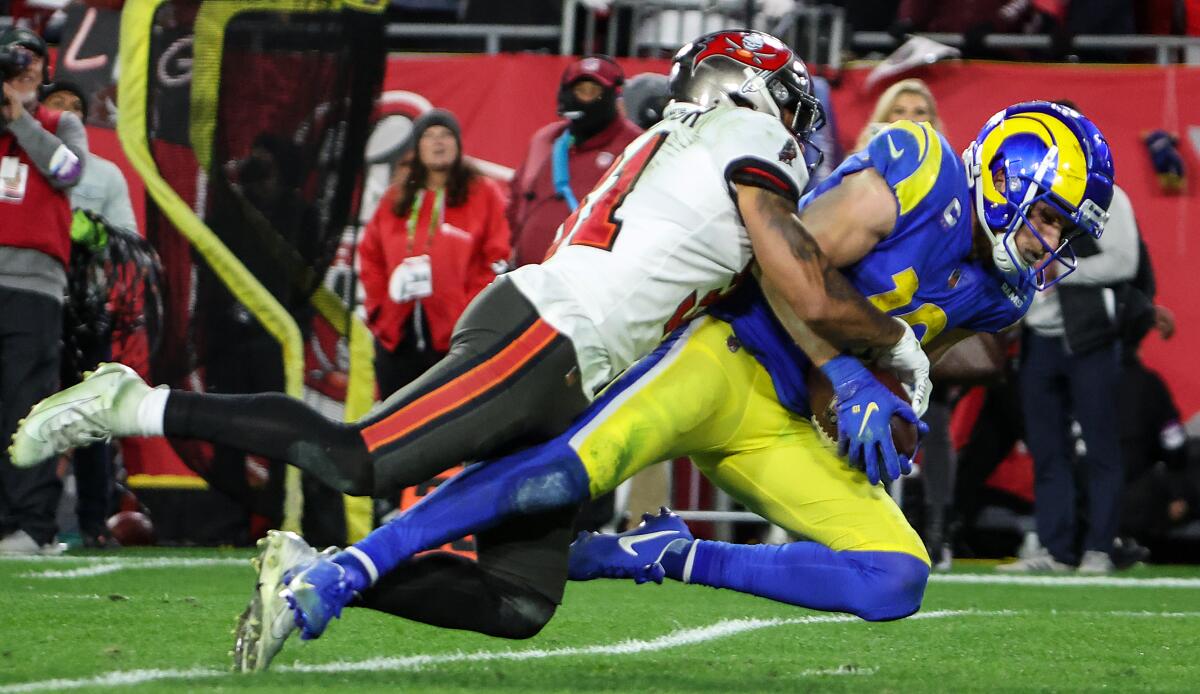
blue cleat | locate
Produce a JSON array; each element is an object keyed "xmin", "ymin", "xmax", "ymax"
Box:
[
  {"xmin": 280, "ymin": 556, "xmax": 357, "ymax": 641},
  {"xmin": 568, "ymin": 507, "xmax": 693, "ymax": 584}
]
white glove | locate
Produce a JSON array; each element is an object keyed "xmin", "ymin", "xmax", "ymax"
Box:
[{"xmin": 875, "ymin": 319, "xmax": 932, "ymax": 418}]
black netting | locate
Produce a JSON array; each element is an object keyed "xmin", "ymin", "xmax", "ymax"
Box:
[{"xmin": 139, "ymin": 0, "xmax": 384, "ymax": 510}]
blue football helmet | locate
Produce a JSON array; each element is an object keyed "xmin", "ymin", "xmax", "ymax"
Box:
[{"xmin": 963, "ymin": 101, "xmax": 1114, "ymax": 290}]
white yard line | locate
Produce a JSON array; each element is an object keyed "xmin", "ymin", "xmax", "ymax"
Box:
[
  {"xmin": 19, "ymin": 557, "xmax": 246, "ymax": 579},
  {"xmin": 0, "ymin": 668, "xmax": 225, "ymax": 694},
  {"xmin": 1, "ymin": 608, "xmax": 1194, "ymax": 693},
  {"xmin": 930, "ymin": 573, "xmax": 1200, "ymax": 589},
  {"xmin": 0, "ymin": 609, "xmax": 987, "ymax": 692}
]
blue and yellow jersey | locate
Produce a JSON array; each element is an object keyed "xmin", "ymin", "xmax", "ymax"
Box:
[{"xmin": 711, "ymin": 122, "xmax": 1033, "ymax": 416}]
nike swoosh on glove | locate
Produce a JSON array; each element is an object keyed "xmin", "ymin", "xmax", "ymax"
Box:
[{"xmin": 819, "ymin": 355, "xmax": 928, "ymax": 486}]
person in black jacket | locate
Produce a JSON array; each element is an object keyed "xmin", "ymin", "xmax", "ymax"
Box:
[
  {"xmin": 1002, "ymin": 172, "xmax": 1139, "ymax": 574},
  {"xmin": 1115, "ymin": 237, "xmax": 1193, "ymax": 552}
]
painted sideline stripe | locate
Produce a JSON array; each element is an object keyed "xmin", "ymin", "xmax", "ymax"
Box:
[
  {"xmin": 21, "ymin": 558, "xmax": 246, "ymax": 579},
  {"xmin": 930, "ymin": 574, "xmax": 1200, "ymax": 589},
  {"xmin": 0, "ymin": 609, "xmax": 994, "ymax": 693}
]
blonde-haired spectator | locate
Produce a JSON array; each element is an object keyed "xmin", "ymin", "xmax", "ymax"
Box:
[{"xmin": 853, "ymin": 78, "xmax": 943, "ymax": 152}]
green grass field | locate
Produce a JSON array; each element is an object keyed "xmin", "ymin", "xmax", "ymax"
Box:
[{"xmin": 1, "ymin": 550, "xmax": 1199, "ymax": 692}]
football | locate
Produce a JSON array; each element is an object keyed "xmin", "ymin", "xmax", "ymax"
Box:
[
  {"xmin": 106, "ymin": 510, "xmax": 157, "ymax": 546},
  {"xmin": 806, "ymin": 366, "xmax": 919, "ymax": 458}
]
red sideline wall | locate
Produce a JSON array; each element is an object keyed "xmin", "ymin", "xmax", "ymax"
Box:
[{"xmin": 384, "ymin": 54, "xmax": 1200, "ymax": 419}]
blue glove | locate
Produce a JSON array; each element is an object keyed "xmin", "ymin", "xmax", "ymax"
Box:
[{"xmin": 819, "ymin": 355, "xmax": 927, "ymax": 485}]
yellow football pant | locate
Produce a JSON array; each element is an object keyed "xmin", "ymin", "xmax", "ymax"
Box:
[{"xmin": 569, "ymin": 316, "xmax": 928, "ymax": 563}]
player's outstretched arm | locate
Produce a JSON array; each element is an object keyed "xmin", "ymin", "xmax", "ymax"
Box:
[{"xmin": 738, "ymin": 184, "xmax": 902, "ymax": 353}]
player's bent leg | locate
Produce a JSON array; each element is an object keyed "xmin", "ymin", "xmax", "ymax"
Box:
[
  {"xmin": 361, "ymin": 276, "xmax": 590, "ymax": 495},
  {"xmin": 674, "ymin": 427, "xmax": 930, "ymax": 620},
  {"xmin": 355, "ymin": 553, "xmax": 558, "ymax": 639},
  {"xmin": 571, "ymin": 317, "xmax": 752, "ymax": 498},
  {"xmin": 334, "ymin": 438, "xmax": 591, "ymax": 588},
  {"xmin": 351, "ymin": 507, "xmax": 577, "ymax": 639},
  {"xmin": 342, "ymin": 316, "xmax": 743, "ymax": 580},
  {"xmin": 659, "ymin": 538, "xmax": 928, "ymax": 622}
]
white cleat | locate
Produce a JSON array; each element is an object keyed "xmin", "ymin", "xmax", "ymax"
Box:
[
  {"xmin": 9, "ymin": 362, "xmax": 158, "ymax": 468},
  {"xmin": 232, "ymin": 530, "xmax": 318, "ymax": 673},
  {"xmin": 996, "ymin": 551, "xmax": 1074, "ymax": 574}
]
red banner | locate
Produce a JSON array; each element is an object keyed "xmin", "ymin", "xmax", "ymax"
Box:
[{"xmin": 385, "ymin": 54, "xmax": 1200, "ymax": 419}]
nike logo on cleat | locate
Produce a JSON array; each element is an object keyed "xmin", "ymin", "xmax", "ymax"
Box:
[{"xmin": 618, "ymin": 530, "xmax": 679, "ymax": 556}]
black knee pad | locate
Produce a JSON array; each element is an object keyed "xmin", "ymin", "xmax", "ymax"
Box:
[{"xmin": 493, "ymin": 589, "xmax": 557, "ymax": 639}]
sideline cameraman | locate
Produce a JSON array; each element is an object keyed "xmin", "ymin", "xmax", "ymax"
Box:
[{"xmin": 0, "ymin": 28, "xmax": 87, "ymax": 555}]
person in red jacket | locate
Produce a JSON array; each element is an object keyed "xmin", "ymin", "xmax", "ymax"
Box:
[
  {"xmin": 358, "ymin": 109, "xmax": 511, "ymax": 398},
  {"xmin": 507, "ymin": 55, "xmax": 642, "ymax": 267}
]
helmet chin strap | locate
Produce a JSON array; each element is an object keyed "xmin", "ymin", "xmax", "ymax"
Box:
[{"xmin": 968, "ymin": 149, "xmax": 1027, "ymax": 284}]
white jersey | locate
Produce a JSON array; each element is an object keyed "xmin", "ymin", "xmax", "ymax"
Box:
[{"xmin": 507, "ymin": 102, "xmax": 808, "ymax": 397}]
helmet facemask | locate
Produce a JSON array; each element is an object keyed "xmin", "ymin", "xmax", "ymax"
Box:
[{"xmin": 764, "ymin": 65, "xmax": 825, "ymax": 139}]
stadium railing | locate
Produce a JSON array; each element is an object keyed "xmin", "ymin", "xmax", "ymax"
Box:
[
  {"xmin": 381, "ymin": 0, "xmax": 1200, "ymax": 66},
  {"xmin": 384, "ymin": 22, "xmax": 562, "ymax": 55}
]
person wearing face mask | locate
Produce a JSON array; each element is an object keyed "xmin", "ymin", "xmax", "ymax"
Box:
[
  {"xmin": 0, "ymin": 27, "xmax": 87, "ymax": 555},
  {"xmin": 507, "ymin": 55, "xmax": 642, "ymax": 268}
]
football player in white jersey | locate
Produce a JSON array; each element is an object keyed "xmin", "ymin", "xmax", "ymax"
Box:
[{"xmin": 12, "ymin": 31, "xmax": 930, "ymax": 665}]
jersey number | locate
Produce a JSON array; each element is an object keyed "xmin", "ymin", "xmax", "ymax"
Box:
[
  {"xmin": 866, "ymin": 268, "xmax": 948, "ymax": 344},
  {"xmin": 557, "ymin": 132, "xmax": 669, "ymax": 252}
]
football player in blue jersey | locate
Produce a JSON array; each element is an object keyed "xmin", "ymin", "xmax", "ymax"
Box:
[{"xmin": 226, "ymin": 100, "xmax": 1114, "ymax": 670}]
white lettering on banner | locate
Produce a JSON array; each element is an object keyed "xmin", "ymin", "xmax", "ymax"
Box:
[
  {"xmin": 63, "ymin": 8, "xmax": 109, "ymax": 73},
  {"xmin": 157, "ymin": 37, "xmax": 194, "ymax": 88}
]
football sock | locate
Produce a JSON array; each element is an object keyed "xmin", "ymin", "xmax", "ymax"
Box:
[
  {"xmin": 658, "ymin": 538, "xmax": 696, "ymax": 581},
  {"xmin": 163, "ymin": 390, "xmax": 374, "ymax": 495},
  {"xmin": 347, "ymin": 440, "xmax": 591, "ymax": 587},
  {"xmin": 333, "ymin": 548, "xmax": 378, "ymax": 594},
  {"xmin": 665, "ymin": 540, "xmax": 930, "ymax": 622},
  {"xmin": 136, "ymin": 387, "xmax": 169, "ymax": 437}
]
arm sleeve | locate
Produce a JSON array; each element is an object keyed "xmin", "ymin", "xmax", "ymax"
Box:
[
  {"xmin": 1132, "ymin": 237, "xmax": 1157, "ymax": 300},
  {"xmin": 100, "ymin": 161, "xmax": 138, "ymax": 233},
  {"xmin": 707, "ymin": 108, "xmax": 808, "ymax": 204},
  {"xmin": 466, "ymin": 181, "xmax": 513, "ymax": 300},
  {"xmin": 1060, "ymin": 186, "xmax": 1139, "ymax": 286},
  {"xmin": 357, "ymin": 200, "xmax": 391, "ymax": 329},
  {"xmin": 7, "ymin": 109, "xmax": 88, "ymax": 188}
]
